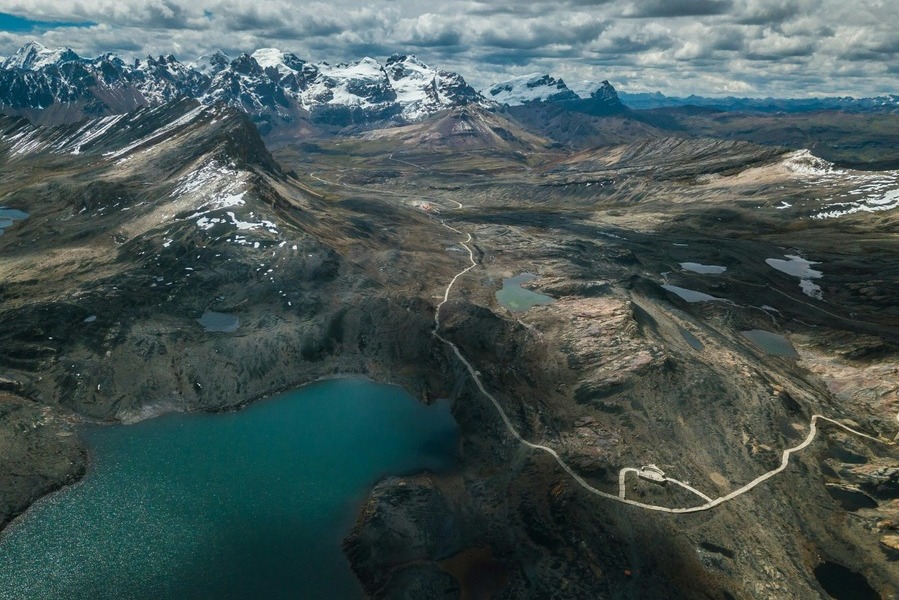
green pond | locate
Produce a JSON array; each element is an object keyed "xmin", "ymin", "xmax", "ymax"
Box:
[
  {"xmin": 197, "ymin": 310, "xmax": 240, "ymax": 332},
  {"xmin": 0, "ymin": 379, "xmax": 457, "ymax": 600},
  {"xmin": 741, "ymin": 329, "xmax": 799, "ymax": 358},
  {"xmin": 495, "ymin": 273, "xmax": 554, "ymax": 312}
]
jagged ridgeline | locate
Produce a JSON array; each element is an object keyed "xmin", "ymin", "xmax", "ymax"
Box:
[
  {"xmin": 0, "ymin": 41, "xmax": 487, "ymax": 130},
  {"xmin": 0, "ymin": 41, "xmax": 634, "ymax": 138}
]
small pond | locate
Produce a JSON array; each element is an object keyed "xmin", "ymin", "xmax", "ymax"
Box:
[
  {"xmin": 813, "ymin": 561, "xmax": 880, "ymax": 600},
  {"xmin": 662, "ymin": 284, "xmax": 725, "ymax": 303},
  {"xmin": 496, "ymin": 273, "xmax": 555, "ymax": 312},
  {"xmin": 0, "ymin": 207, "xmax": 28, "ymax": 236},
  {"xmin": 765, "ymin": 254, "xmax": 823, "ymax": 299},
  {"xmin": 679, "ymin": 327, "xmax": 704, "ymax": 350},
  {"xmin": 679, "ymin": 262, "xmax": 727, "ymax": 274},
  {"xmin": 197, "ymin": 311, "xmax": 240, "ymax": 332},
  {"xmin": 741, "ymin": 329, "xmax": 799, "ymax": 358}
]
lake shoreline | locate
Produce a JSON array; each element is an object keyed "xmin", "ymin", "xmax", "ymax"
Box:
[
  {"xmin": 1, "ymin": 367, "xmax": 452, "ymax": 539},
  {"xmin": 0, "ymin": 378, "xmax": 459, "ymax": 598}
]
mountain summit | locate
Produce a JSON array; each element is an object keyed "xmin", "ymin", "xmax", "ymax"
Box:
[
  {"xmin": 486, "ymin": 74, "xmax": 625, "ymax": 115},
  {"xmin": 591, "ymin": 80, "xmax": 623, "ymax": 108},
  {"xmin": 486, "ymin": 74, "xmax": 580, "ymax": 105},
  {"xmin": 1, "ymin": 41, "xmax": 81, "ymax": 71}
]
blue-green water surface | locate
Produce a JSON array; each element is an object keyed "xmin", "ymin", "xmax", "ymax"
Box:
[
  {"xmin": 741, "ymin": 329, "xmax": 799, "ymax": 358},
  {"xmin": 197, "ymin": 310, "xmax": 239, "ymax": 332},
  {"xmin": 495, "ymin": 273, "xmax": 554, "ymax": 312},
  {"xmin": 0, "ymin": 378, "xmax": 457, "ymax": 600},
  {"xmin": 0, "ymin": 207, "xmax": 28, "ymax": 236}
]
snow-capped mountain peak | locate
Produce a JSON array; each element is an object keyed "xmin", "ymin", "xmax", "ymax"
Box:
[
  {"xmin": 251, "ymin": 48, "xmax": 308, "ymax": 78},
  {"xmin": 386, "ymin": 53, "xmax": 430, "ymax": 73},
  {"xmin": 194, "ymin": 51, "xmax": 232, "ymax": 76},
  {"xmin": 318, "ymin": 57, "xmax": 388, "ymax": 84},
  {"xmin": 2, "ymin": 41, "xmax": 81, "ymax": 71},
  {"xmin": 382, "ymin": 54, "xmax": 487, "ymax": 120},
  {"xmin": 486, "ymin": 73, "xmax": 581, "ymax": 105}
]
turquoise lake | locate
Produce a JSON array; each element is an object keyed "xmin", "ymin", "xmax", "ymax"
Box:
[
  {"xmin": 495, "ymin": 273, "xmax": 554, "ymax": 312},
  {"xmin": 0, "ymin": 378, "xmax": 458, "ymax": 600}
]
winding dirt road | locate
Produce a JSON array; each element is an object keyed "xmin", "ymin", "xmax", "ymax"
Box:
[{"xmin": 431, "ymin": 205, "xmax": 896, "ymax": 514}]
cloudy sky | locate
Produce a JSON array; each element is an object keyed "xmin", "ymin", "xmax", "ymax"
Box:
[{"xmin": 0, "ymin": 0, "xmax": 895, "ymax": 97}]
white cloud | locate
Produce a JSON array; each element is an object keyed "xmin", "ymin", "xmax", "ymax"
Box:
[{"xmin": 0, "ymin": 0, "xmax": 894, "ymax": 97}]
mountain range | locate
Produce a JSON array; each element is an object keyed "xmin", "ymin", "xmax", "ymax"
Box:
[
  {"xmin": 1, "ymin": 41, "xmax": 897, "ymax": 168},
  {"xmin": 4, "ymin": 40, "xmax": 894, "ymax": 138},
  {"xmin": 0, "ymin": 41, "xmax": 488, "ymax": 130},
  {"xmin": 0, "ymin": 41, "xmax": 725, "ymax": 133},
  {"xmin": 483, "ymin": 70, "xmax": 898, "ymax": 114}
]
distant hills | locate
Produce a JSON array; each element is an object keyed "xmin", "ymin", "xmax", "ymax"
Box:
[
  {"xmin": 484, "ymin": 71, "xmax": 896, "ymax": 114},
  {"xmin": 617, "ymin": 91, "xmax": 899, "ymax": 113}
]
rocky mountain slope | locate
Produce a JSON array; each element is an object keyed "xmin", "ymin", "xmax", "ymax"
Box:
[
  {"xmin": 361, "ymin": 105, "xmax": 553, "ymax": 154},
  {"xmin": 0, "ymin": 99, "xmax": 463, "ymax": 530},
  {"xmin": 485, "ymin": 74, "xmax": 899, "ymax": 169},
  {"xmin": 0, "ymin": 41, "xmax": 488, "ymax": 130}
]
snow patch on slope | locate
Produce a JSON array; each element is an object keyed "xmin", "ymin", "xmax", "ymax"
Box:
[
  {"xmin": 766, "ymin": 254, "xmax": 824, "ymax": 300},
  {"xmin": 251, "ymin": 48, "xmax": 297, "ymax": 76},
  {"xmin": 172, "ymin": 159, "xmax": 279, "ymax": 238},
  {"xmin": 782, "ymin": 150, "xmax": 899, "ymax": 219},
  {"xmin": 105, "ymin": 105, "xmax": 207, "ymax": 159}
]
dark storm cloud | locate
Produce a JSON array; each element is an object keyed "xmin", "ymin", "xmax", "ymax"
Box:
[
  {"xmin": 734, "ymin": 0, "xmax": 807, "ymax": 26},
  {"xmin": 745, "ymin": 33, "xmax": 816, "ymax": 60},
  {"xmin": 478, "ymin": 18, "xmax": 606, "ymax": 50},
  {"xmin": 624, "ymin": 0, "xmax": 733, "ymax": 18},
  {"xmin": 405, "ymin": 29, "xmax": 462, "ymax": 47},
  {"xmin": 593, "ymin": 29, "xmax": 674, "ymax": 54},
  {"xmin": 480, "ymin": 50, "xmax": 554, "ymax": 66},
  {"xmin": 219, "ymin": 8, "xmax": 286, "ymax": 30},
  {"xmin": 708, "ymin": 28, "xmax": 746, "ymax": 51},
  {"xmin": 465, "ymin": 2, "xmax": 541, "ymax": 16},
  {"xmin": 138, "ymin": 0, "xmax": 198, "ymax": 29},
  {"xmin": 481, "ymin": 43, "xmax": 583, "ymax": 64},
  {"xmin": 0, "ymin": 0, "xmax": 895, "ymax": 97},
  {"xmin": 561, "ymin": 0, "xmax": 616, "ymax": 5},
  {"xmin": 744, "ymin": 50, "xmax": 812, "ymax": 62},
  {"xmin": 867, "ymin": 34, "xmax": 899, "ymax": 55}
]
